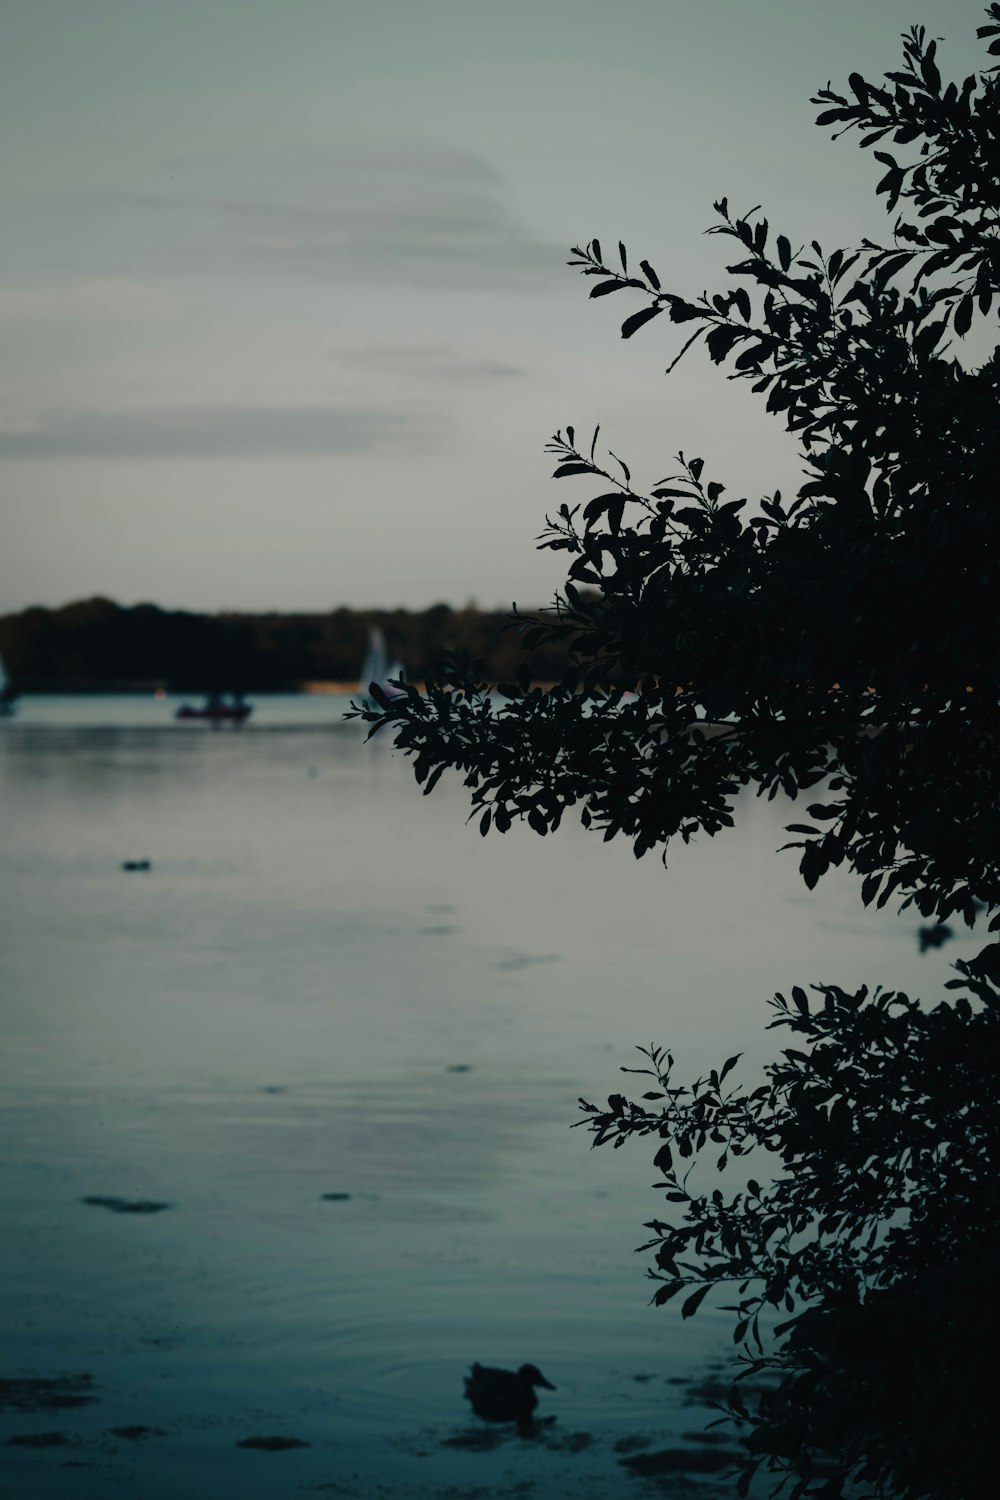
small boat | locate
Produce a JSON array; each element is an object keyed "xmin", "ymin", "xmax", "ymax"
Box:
[
  {"xmin": 0, "ymin": 653, "xmax": 17, "ymax": 715},
  {"xmin": 360, "ymin": 627, "xmax": 406, "ymax": 708},
  {"xmin": 175, "ymin": 693, "xmax": 252, "ymax": 723},
  {"xmin": 463, "ymin": 1362, "xmax": 556, "ymax": 1433}
]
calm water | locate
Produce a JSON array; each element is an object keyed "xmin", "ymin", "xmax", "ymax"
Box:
[{"xmin": 0, "ymin": 696, "xmax": 964, "ymax": 1498}]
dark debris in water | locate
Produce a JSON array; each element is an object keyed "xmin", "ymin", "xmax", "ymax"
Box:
[
  {"xmin": 614, "ymin": 1434, "xmax": 653, "ymax": 1455},
  {"xmin": 6, "ymin": 1431, "xmax": 72, "ymax": 1448},
  {"xmin": 321, "ymin": 1192, "xmax": 352, "ymax": 1201},
  {"xmin": 620, "ymin": 1445, "xmax": 742, "ymax": 1476},
  {"xmin": 236, "ymin": 1434, "xmax": 311, "ymax": 1451},
  {"xmin": 0, "ymin": 1375, "xmax": 97, "ymax": 1412},
  {"xmin": 81, "ymin": 1196, "xmax": 171, "ymax": 1214},
  {"xmin": 446, "ymin": 1064, "xmax": 472, "ymax": 1073},
  {"xmin": 109, "ymin": 1425, "xmax": 166, "ymax": 1440}
]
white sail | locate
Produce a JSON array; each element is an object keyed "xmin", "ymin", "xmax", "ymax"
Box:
[
  {"xmin": 0, "ymin": 652, "xmax": 16, "ymax": 713},
  {"xmin": 360, "ymin": 628, "xmax": 388, "ymax": 697},
  {"xmin": 361, "ymin": 629, "xmax": 405, "ymax": 704}
]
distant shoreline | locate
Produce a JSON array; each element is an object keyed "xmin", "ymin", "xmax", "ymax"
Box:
[{"xmin": 9, "ymin": 681, "xmax": 370, "ymax": 695}]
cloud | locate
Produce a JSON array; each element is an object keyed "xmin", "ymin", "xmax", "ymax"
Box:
[
  {"xmin": 347, "ymin": 342, "xmax": 523, "ymax": 382},
  {"xmin": 95, "ymin": 146, "xmax": 563, "ymax": 292},
  {"xmin": 0, "ymin": 278, "xmax": 179, "ymax": 325},
  {"xmin": 0, "ymin": 404, "xmax": 435, "ymax": 461}
]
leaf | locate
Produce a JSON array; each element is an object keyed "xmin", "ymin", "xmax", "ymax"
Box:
[
  {"xmin": 815, "ymin": 106, "xmax": 857, "ymax": 126},
  {"xmin": 552, "ymin": 463, "xmax": 594, "ymax": 478},
  {"xmin": 681, "ymin": 1284, "xmax": 712, "ymax": 1319},
  {"xmin": 706, "ymin": 325, "xmax": 742, "ymax": 363},
  {"xmin": 640, "ymin": 259, "xmax": 660, "ymax": 289},
  {"xmin": 970, "ymin": 942, "xmax": 1000, "ymax": 985},
  {"xmin": 734, "ymin": 341, "xmax": 773, "ymax": 370},
  {"xmin": 776, "ymin": 235, "xmax": 792, "ymax": 272},
  {"xmin": 621, "ymin": 305, "xmax": 663, "ymax": 339},
  {"xmin": 953, "ymin": 293, "xmax": 974, "ymax": 336},
  {"xmin": 584, "ymin": 492, "xmax": 630, "ymax": 524},
  {"xmin": 479, "ymin": 808, "xmax": 491, "ymax": 836},
  {"xmin": 589, "ymin": 279, "xmax": 629, "ymax": 298},
  {"xmin": 653, "ymin": 1142, "xmax": 673, "ymax": 1172}
]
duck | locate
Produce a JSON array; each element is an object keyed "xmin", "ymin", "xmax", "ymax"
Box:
[{"xmin": 463, "ymin": 1362, "xmax": 556, "ymax": 1434}]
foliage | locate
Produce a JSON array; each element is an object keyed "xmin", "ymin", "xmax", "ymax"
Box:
[
  {"xmin": 579, "ymin": 967, "xmax": 999, "ymax": 1498},
  {"xmin": 361, "ymin": 14, "xmax": 1000, "ymax": 943},
  {"xmin": 359, "ymin": 11, "xmax": 1000, "ymax": 1497}
]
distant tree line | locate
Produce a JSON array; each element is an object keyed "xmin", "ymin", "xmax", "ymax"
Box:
[{"xmin": 0, "ymin": 596, "xmax": 571, "ymax": 691}]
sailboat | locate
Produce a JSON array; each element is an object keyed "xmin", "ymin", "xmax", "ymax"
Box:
[
  {"xmin": 360, "ymin": 627, "xmax": 406, "ymax": 708},
  {"xmin": 0, "ymin": 653, "xmax": 17, "ymax": 714}
]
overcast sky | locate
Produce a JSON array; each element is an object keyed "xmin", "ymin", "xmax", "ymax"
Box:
[{"xmin": 0, "ymin": 0, "xmax": 986, "ymax": 614}]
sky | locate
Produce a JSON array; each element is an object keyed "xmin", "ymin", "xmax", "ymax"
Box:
[{"xmin": 0, "ymin": 0, "xmax": 988, "ymax": 614}]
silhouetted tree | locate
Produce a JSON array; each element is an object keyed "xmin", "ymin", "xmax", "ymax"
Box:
[{"xmin": 360, "ymin": 13, "xmax": 1000, "ymax": 1497}]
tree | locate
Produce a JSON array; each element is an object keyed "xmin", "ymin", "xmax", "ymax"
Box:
[{"xmin": 358, "ymin": 12, "xmax": 1000, "ymax": 1497}]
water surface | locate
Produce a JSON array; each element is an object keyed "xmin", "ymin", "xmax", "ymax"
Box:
[{"xmin": 0, "ymin": 695, "xmax": 963, "ymax": 1497}]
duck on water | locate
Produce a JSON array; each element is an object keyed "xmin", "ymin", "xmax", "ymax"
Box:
[{"xmin": 463, "ymin": 1363, "xmax": 556, "ymax": 1436}]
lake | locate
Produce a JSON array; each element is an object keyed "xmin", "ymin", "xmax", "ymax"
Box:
[{"xmin": 0, "ymin": 695, "xmax": 965, "ymax": 1498}]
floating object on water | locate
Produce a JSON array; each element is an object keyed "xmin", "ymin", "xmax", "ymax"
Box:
[
  {"xmin": 0, "ymin": 1374, "xmax": 96, "ymax": 1412},
  {"xmin": 235, "ymin": 1435, "xmax": 310, "ymax": 1451},
  {"xmin": 121, "ymin": 860, "xmax": 151, "ymax": 872},
  {"xmin": 320, "ymin": 1192, "xmax": 351, "ymax": 1201},
  {"xmin": 81, "ymin": 1196, "xmax": 170, "ymax": 1214},
  {"xmin": 463, "ymin": 1362, "xmax": 556, "ymax": 1434},
  {"xmin": 175, "ymin": 693, "xmax": 252, "ymax": 723}
]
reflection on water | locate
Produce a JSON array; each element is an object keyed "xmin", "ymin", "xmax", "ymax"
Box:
[{"xmin": 0, "ymin": 696, "xmax": 967, "ymax": 1497}]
